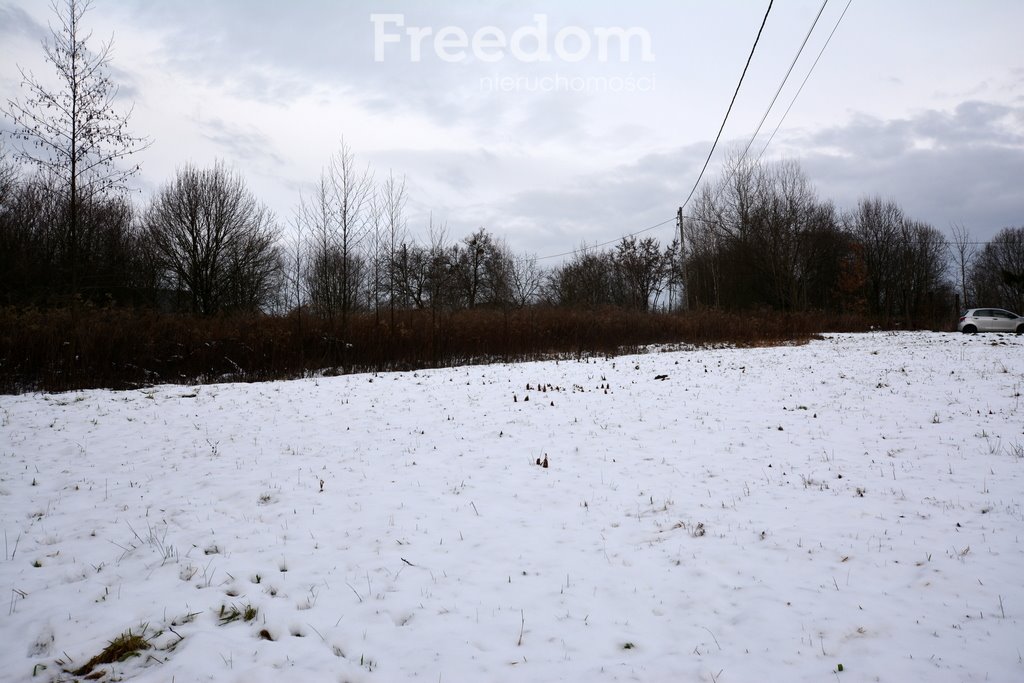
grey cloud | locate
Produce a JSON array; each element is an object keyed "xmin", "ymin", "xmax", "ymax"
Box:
[
  {"xmin": 355, "ymin": 139, "xmax": 698, "ymax": 256},
  {"xmin": 107, "ymin": 63, "xmax": 143, "ymax": 102},
  {"xmin": 433, "ymin": 162, "xmax": 477, "ymax": 195},
  {"xmin": 111, "ymin": 0, "xmax": 659, "ymax": 137},
  {"xmin": 300, "ymin": 98, "xmax": 1024, "ymax": 256},
  {"xmin": 0, "ymin": 4, "xmax": 144, "ymax": 104},
  {"xmin": 805, "ymin": 145, "xmax": 1024, "ymax": 237},
  {"xmin": 468, "ymin": 141, "xmax": 708, "ymax": 255},
  {"xmin": 474, "ymin": 95, "xmax": 1024, "ymax": 257},
  {"xmin": 0, "ymin": 3, "xmax": 48, "ymax": 42},
  {"xmin": 810, "ymin": 101, "xmax": 1024, "ymax": 155},
  {"xmin": 10, "ymin": 0, "xmax": 1016, "ymax": 258},
  {"xmin": 791, "ymin": 100, "xmax": 1024, "ymax": 238},
  {"xmin": 223, "ymin": 71, "xmax": 316, "ymax": 107},
  {"xmin": 197, "ymin": 117, "xmax": 285, "ymax": 167},
  {"xmin": 915, "ymin": 101, "xmax": 1023, "ymax": 147},
  {"xmin": 508, "ymin": 91, "xmax": 591, "ymax": 142}
]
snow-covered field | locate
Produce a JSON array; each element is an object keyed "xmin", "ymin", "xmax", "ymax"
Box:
[{"xmin": 1, "ymin": 332, "xmax": 1022, "ymax": 683}]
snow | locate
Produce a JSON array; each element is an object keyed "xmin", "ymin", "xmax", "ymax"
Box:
[{"xmin": 1, "ymin": 331, "xmax": 1022, "ymax": 683}]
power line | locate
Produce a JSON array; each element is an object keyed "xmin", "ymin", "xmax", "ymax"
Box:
[
  {"xmin": 756, "ymin": 0, "xmax": 854, "ymax": 165},
  {"xmin": 679, "ymin": 0, "xmax": 852, "ymax": 253},
  {"xmin": 679, "ymin": 0, "xmax": 775, "ymax": 214},
  {"xmin": 705, "ymin": 0, "xmax": 830, "ymax": 208},
  {"xmin": 740, "ymin": 0, "xmax": 828, "ymax": 162},
  {"xmin": 533, "ymin": 207, "xmax": 751, "ymax": 263},
  {"xmin": 532, "ymin": 1, "xmax": 775, "ymax": 264},
  {"xmin": 534, "ymin": 217, "xmax": 676, "ymax": 261}
]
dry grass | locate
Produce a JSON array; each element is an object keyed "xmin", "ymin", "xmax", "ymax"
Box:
[
  {"xmin": 71, "ymin": 627, "xmax": 151, "ymax": 677},
  {"xmin": 218, "ymin": 603, "xmax": 258, "ymax": 625},
  {"xmin": 0, "ymin": 306, "xmax": 908, "ymax": 394}
]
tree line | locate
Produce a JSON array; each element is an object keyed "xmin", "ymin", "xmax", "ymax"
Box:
[
  {"xmin": 4, "ymin": 133, "xmax": 1024, "ymax": 324},
  {"xmin": 2, "ymin": 0, "xmax": 1023, "ymax": 326},
  {"xmin": 680, "ymin": 153, "xmax": 1023, "ymax": 318}
]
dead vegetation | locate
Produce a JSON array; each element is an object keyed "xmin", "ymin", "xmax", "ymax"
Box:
[
  {"xmin": 0, "ymin": 306, "xmax": 886, "ymax": 393},
  {"xmin": 71, "ymin": 627, "xmax": 151, "ymax": 677}
]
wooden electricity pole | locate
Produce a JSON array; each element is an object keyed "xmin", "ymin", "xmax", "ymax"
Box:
[{"xmin": 677, "ymin": 206, "xmax": 688, "ymax": 311}]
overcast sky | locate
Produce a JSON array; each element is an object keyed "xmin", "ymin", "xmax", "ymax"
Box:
[{"xmin": 2, "ymin": 0, "xmax": 1022, "ymax": 257}]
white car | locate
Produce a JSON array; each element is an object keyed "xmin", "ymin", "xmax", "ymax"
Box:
[{"xmin": 958, "ymin": 308, "xmax": 1024, "ymax": 334}]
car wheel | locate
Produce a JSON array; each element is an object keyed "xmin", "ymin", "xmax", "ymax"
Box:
[
  {"xmin": 962, "ymin": 325, "xmax": 977, "ymax": 334},
  {"xmin": 1017, "ymin": 324, "xmax": 1024, "ymax": 335}
]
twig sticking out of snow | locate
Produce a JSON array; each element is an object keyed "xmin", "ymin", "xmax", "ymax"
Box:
[{"xmin": 702, "ymin": 626, "xmax": 721, "ymax": 651}]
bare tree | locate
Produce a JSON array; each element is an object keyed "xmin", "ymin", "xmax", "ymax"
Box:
[
  {"xmin": 508, "ymin": 254, "xmax": 544, "ymax": 308},
  {"xmin": 844, "ymin": 197, "xmax": 905, "ymax": 318},
  {"xmin": 145, "ymin": 161, "xmax": 280, "ymax": 315},
  {"xmin": 661, "ymin": 237, "xmax": 683, "ymax": 311},
  {"xmin": 895, "ymin": 220, "xmax": 949, "ymax": 324},
  {"xmin": 364, "ymin": 171, "xmax": 407, "ymax": 325},
  {"xmin": 684, "ymin": 151, "xmax": 763, "ymax": 309},
  {"xmin": 366, "ymin": 188, "xmax": 385, "ymax": 323},
  {"xmin": 842, "ymin": 198, "xmax": 954, "ymax": 322},
  {"xmin": 0, "ymin": 170, "xmax": 61, "ymax": 304},
  {"xmin": 683, "ymin": 186, "xmax": 724, "ymax": 308},
  {"xmin": 614, "ymin": 236, "xmax": 666, "ymax": 311},
  {"xmin": 948, "ymin": 223, "xmax": 976, "ymax": 309},
  {"xmin": 682, "ymin": 156, "xmax": 846, "ymax": 311},
  {"xmin": 455, "ymin": 228, "xmax": 489, "ymax": 308},
  {"xmin": 752, "ymin": 160, "xmax": 814, "ymax": 310},
  {"xmin": 0, "ymin": 147, "xmax": 16, "ymax": 207},
  {"xmin": 391, "ymin": 241, "xmax": 427, "ymax": 310},
  {"xmin": 282, "ymin": 208, "xmax": 308, "ymax": 314},
  {"xmin": 295, "ymin": 141, "xmax": 374, "ymax": 329},
  {"xmin": 425, "ymin": 217, "xmax": 458, "ymax": 311},
  {"xmin": 970, "ymin": 227, "xmax": 1024, "ymax": 313},
  {"xmin": 298, "ymin": 171, "xmax": 340, "ymax": 318},
  {"xmin": 329, "ymin": 140, "xmax": 374, "ymax": 333},
  {"xmin": 2, "ymin": 0, "xmax": 149, "ymax": 292},
  {"xmin": 451, "ymin": 228, "xmax": 516, "ymax": 308},
  {"xmin": 547, "ymin": 246, "xmax": 617, "ymax": 309},
  {"xmin": 380, "ymin": 171, "xmax": 407, "ymax": 325}
]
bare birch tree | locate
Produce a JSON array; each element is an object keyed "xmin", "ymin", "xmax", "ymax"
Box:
[
  {"xmin": 329, "ymin": 140, "xmax": 373, "ymax": 334},
  {"xmin": 2, "ymin": 0, "xmax": 149, "ymax": 292},
  {"xmin": 299, "ymin": 171, "xmax": 340, "ymax": 318},
  {"xmin": 380, "ymin": 171, "xmax": 407, "ymax": 325}
]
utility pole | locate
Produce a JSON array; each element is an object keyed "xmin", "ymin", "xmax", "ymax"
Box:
[{"xmin": 677, "ymin": 206, "xmax": 688, "ymax": 311}]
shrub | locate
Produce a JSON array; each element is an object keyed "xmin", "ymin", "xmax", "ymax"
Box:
[{"xmin": 0, "ymin": 306, "xmax": 893, "ymax": 394}]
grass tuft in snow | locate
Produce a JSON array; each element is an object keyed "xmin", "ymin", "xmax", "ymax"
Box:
[
  {"xmin": 72, "ymin": 626, "xmax": 151, "ymax": 676},
  {"xmin": 218, "ymin": 603, "xmax": 258, "ymax": 625}
]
